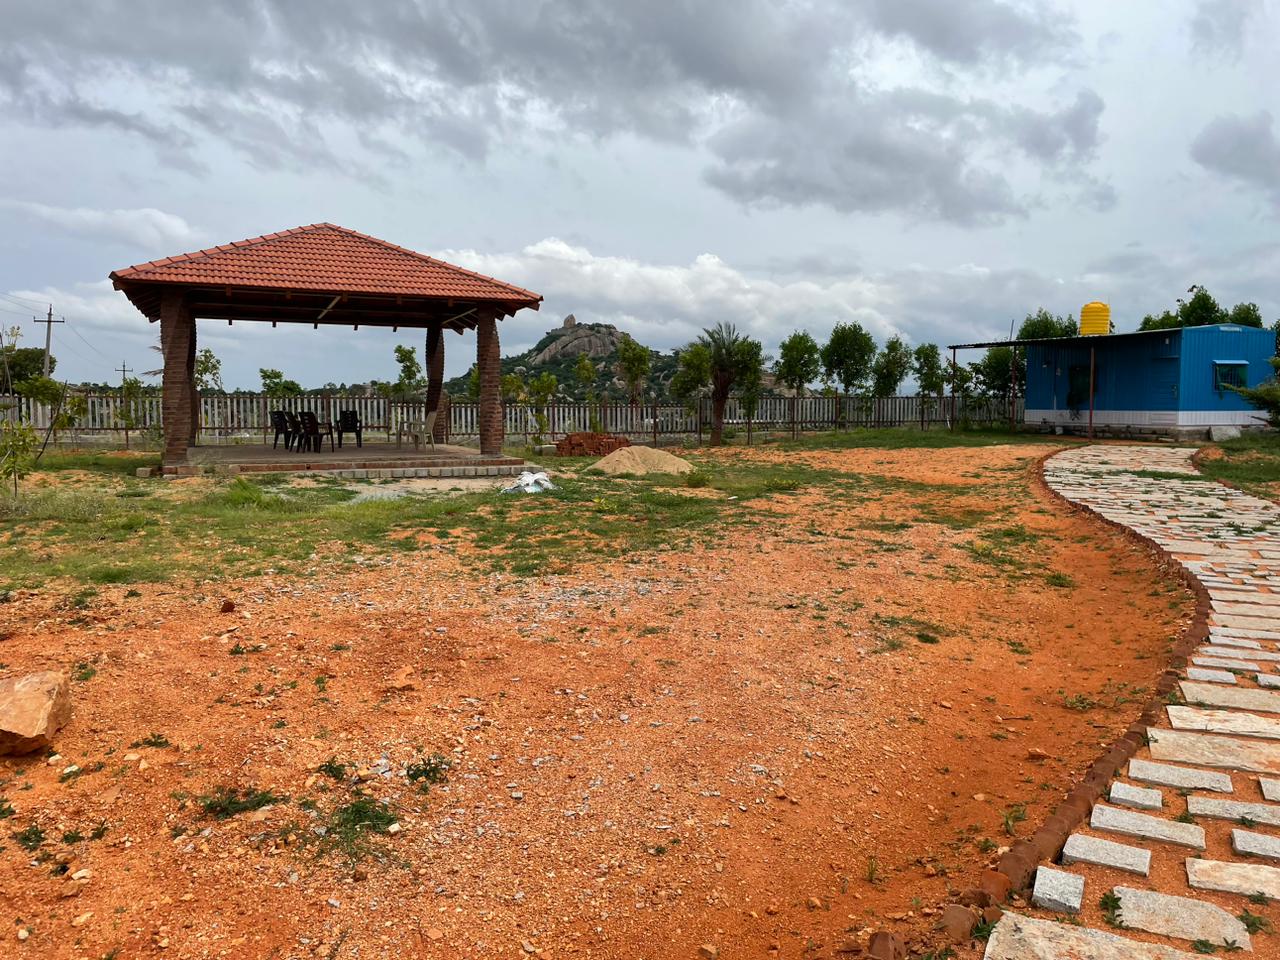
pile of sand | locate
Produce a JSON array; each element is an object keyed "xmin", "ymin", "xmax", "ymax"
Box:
[{"xmin": 592, "ymin": 445, "xmax": 694, "ymax": 476}]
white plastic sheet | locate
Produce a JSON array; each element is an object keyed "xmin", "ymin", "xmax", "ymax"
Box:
[{"xmin": 501, "ymin": 470, "xmax": 555, "ymax": 494}]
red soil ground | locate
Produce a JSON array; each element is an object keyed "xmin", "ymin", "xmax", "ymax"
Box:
[{"xmin": 0, "ymin": 443, "xmax": 1192, "ymax": 959}]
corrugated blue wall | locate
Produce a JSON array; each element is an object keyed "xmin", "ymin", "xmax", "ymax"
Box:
[
  {"xmin": 1024, "ymin": 324, "xmax": 1274, "ymax": 413},
  {"xmin": 1179, "ymin": 324, "xmax": 1276, "ymax": 411}
]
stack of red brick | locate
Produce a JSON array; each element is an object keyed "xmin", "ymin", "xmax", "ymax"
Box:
[{"xmin": 555, "ymin": 432, "xmax": 632, "ymax": 456}]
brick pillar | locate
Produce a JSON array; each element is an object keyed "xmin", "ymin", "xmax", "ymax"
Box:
[
  {"xmin": 187, "ymin": 316, "xmax": 199, "ymax": 444},
  {"xmin": 476, "ymin": 312, "xmax": 503, "ymax": 455},
  {"xmin": 159, "ymin": 289, "xmax": 194, "ymax": 466},
  {"xmin": 425, "ymin": 322, "xmax": 446, "ymax": 443}
]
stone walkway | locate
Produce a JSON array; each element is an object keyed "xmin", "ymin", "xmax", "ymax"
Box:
[{"xmin": 985, "ymin": 445, "xmax": 1280, "ymax": 958}]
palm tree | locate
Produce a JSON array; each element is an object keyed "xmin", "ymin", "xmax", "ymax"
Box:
[{"xmin": 673, "ymin": 322, "xmax": 763, "ymax": 446}]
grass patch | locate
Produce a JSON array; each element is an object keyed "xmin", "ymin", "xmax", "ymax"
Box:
[
  {"xmin": 1, "ymin": 454, "xmax": 839, "ymax": 588},
  {"xmin": 197, "ymin": 786, "xmax": 285, "ymax": 820},
  {"xmin": 314, "ymin": 798, "xmax": 399, "ymax": 864},
  {"xmin": 1198, "ymin": 435, "xmax": 1280, "ymax": 500},
  {"xmin": 405, "ymin": 754, "xmax": 451, "ymax": 791},
  {"xmin": 768, "ymin": 426, "xmax": 1060, "ymax": 452},
  {"xmin": 13, "ymin": 823, "xmax": 44, "ymax": 850}
]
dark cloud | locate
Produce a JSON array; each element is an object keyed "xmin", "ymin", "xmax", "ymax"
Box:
[
  {"xmin": 1190, "ymin": 111, "xmax": 1280, "ymax": 207},
  {"xmin": 705, "ymin": 87, "xmax": 1105, "ymax": 225},
  {"xmin": 861, "ymin": 0, "xmax": 1075, "ymax": 65},
  {"xmin": 0, "ymin": 0, "xmax": 1100, "ymax": 225},
  {"xmin": 1188, "ymin": 0, "xmax": 1262, "ymax": 57}
]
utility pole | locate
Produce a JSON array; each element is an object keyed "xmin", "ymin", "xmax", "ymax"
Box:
[{"xmin": 32, "ymin": 304, "xmax": 64, "ymax": 377}]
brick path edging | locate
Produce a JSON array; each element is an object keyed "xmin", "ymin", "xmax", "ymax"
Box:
[{"xmin": 993, "ymin": 447, "xmax": 1212, "ymax": 891}]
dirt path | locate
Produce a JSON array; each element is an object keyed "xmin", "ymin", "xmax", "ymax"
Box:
[{"xmin": 0, "ymin": 444, "xmax": 1192, "ymax": 959}]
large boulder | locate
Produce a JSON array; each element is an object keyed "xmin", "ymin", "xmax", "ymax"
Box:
[
  {"xmin": 0, "ymin": 671, "xmax": 72, "ymax": 754},
  {"xmin": 1209, "ymin": 425, "xmax": 1242, "ymax": 442}
]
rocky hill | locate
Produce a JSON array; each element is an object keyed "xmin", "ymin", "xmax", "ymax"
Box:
[{"xmin": 445, "ymin": 315, "xmax": 679, "ymax": 400}]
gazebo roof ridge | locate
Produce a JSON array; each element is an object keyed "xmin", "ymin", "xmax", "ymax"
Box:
[{"xmin": 109, "ymin": 222, "xmax": 542, "ymax": 306}]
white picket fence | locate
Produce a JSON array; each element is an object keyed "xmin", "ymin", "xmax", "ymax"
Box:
[{"xmin": 0, "ymin": 392, "xmax": 1022, "ymax": 444}]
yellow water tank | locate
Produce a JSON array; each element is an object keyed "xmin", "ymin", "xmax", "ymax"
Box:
[{"xmin": 1080, "ymin": 301, "xmax": 1110, "ymax": 335}]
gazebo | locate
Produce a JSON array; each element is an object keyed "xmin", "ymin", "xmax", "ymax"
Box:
[{"xmin": 110, "ymin": 223, "xmax": 541, "ymax": 467}]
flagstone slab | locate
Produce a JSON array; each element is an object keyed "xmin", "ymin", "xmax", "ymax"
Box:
[
  {"xmin": 1194, "ymin": 654, "xmax": 1262, "ymax": 670},
  {"xmin": 1208, "ymin": 634, "xmax": 1266, "ymax": 648},
  {"xmin": 1186, "ymin": 857, "xmax": 1280, "ymax": 899},
  {"xmin": 1109, "ymin": 780, "xmax": 1163, "ymax": 810},
  {"xmin": 1031, "ymin": 866, "xmax": 1083, "ymax": 913},
  {"xmin": 1090, "ymin": 802, "xmax": 1205, "ymax": 849},
  {"xmin": 1186, "ymin": 794, "xmax": 1280, "ymax": 826},
  {"xmin": 1233, "ymin": 829, "xmax": 1280, "ymax": 861},
  {"xmin": 1179, "ymin": 681, "xmax": 1280, "ymax": 714},
  {"xmin": 982, "ymin": 913, "xmax": 1203, "ymax": 960},
  {"xmin": 1211, "ymin": 628, "xmax": 1280, "ymax": 642},
  {"xmin": 1060, "ymin": 833, "xmax": 1151, "ymax": 875},
  {"xmin": 1128, "ymin": 758, "xmax": 1233, "ymax": 792},
  {"xmin": 1200, "ymin": 645, "xmax": 1280, "ymax": 662},
  {"xmin": 1261, "ymin": 778, "xmax": 1280, "ymax": 801},
  {"xmin": 1257, "ymin": 673, "xmax": 1280, "ymax": 688},
  {"xmin": 1188, "ymin": 667, "xmax": 1238, "ymax": 684},
  {"xmin": 1149, "ymin": 728, "xmax": 1280, "ymax": 775},
  {"xmin": 1167, "ymin": 705, "xmax": 1280, "ymax": 740},
  {"xmin": 1112, "ymin": 886, "xmax": 1251, "ymax": 950}
]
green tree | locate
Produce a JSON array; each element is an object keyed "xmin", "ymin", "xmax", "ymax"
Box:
[
  {"xmin": 115, "ymin": 375, "xmax": 146, "ymax": 449},
  {"xmin": 821, "ymin": 322, "xmax": 876, "ymax": 425},
  {"xmin": 616, "ymin": 334, "xmax": 651, "ymax": 403},
  {"xmin": 672, "ymin": 323, "xmax": 764, "ymax": 446},
  {"xmin": 390, "ymin": 345, "xmax": 425, "ymax": 398},
  {"xmin": 1229, "ymin": 302, "xmax": 1265, "ymax": 327},
  {"xmin": 0, "ymin": 346, "xmax": 50, "ymax": 389},
  {"xmin": 501, "ymin": 371, "xmax": 526, "ymax": 404},
  {"xmin": 871, "ymin": 335, "xmax": 913, "ymax": 398},
  {"xmin": 527, "ymin": 371, "xmax": 558, "ymax": 446},
  {"xmin": 1019, "ymin": 308, "xmax": 1078, "ymax": 340},
  {"xmin": 775, "ymin": 330, "xmax": 821, "ymax": 438},
  {"xmin": 1233, "ymin": 357, "xmax": 1280, "ymax": 428},
  {"xmin": 970, "ymin": 347, "xmax": 1016, "ymax": 399},
  {"xmin": 574, "ymin": 354, "xmax": 596, "ymax": 398},
  {"xmin": 260, "ymin": 368, "xmax": 303, "ymax": 398},
  {"xmin": 0, "ymin": 418, "xmax": 38, "ymax": 497},
  {"xmin": 194, "ymin": 348, "xmax": 224, "ymax": 392},
  {"xmin": 912, "ymin": 344, "xmax": 946, "ymax": 398},
  {"xmin": 774, "ymin": 331, "xmax": 821, "ymax": 394},
  {"xmin": 1138, "ymin": 285, "xmax": 1263, "ymax": 330}
]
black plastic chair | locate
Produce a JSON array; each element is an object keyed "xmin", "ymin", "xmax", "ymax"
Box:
[
  {"xmin": 283, "ymin": 411, "xmax": 303, "ymax": 451},
  {"xmin": 270, "ymin": 411, "xmax": 295, "ymax": 450},
  {"xmin": 298, "ymin": 411, "xmax": 334, "ymax": 453},
  {"xmin": 336, "ymin": 409, "xmax": 362, "ymax": 448}
]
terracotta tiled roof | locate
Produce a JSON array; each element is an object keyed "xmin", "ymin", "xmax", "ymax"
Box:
[{"xmin": 109, "ymin": 223, "xmax": 541, "ymax": 304}]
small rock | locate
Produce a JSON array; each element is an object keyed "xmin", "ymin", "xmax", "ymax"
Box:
[
  {"xmin": 867, "ymin": 930, "xmax": 905, "ymax": 960},
  {"xmin": 521, "ymin": 940, "xmax": 536, "ymax": 954},
  {"xmin": 426, "ymin": 928, "xmax": 443, "ymax": 941},
  {"xmin": 698, "ymin": 946, "xmax": 719, "ymax": 959},
  {"xmin": 220, "ymin": 599, "xmax": 236, "ymax": 613},
  {"xmin": 807, "ymin": 896, "xmax": 823, "ymax": 910},
  {"xmin": 979, "ymin": 869, "xmax": 1012, "ymax": 903},
  {"xmin": 387, "ymin": 823, "xmax": 402, "ymax": 835},
  {"xmin": 1026, "ymin": 748, "xmax": 1050, "ymax": 762},
  {"xmin": 17, "ymin": 928, "xmax": 29, "ymax": 941},
  {"xmin": 938, "ymin": 904, "xmax": 978, "ymax": 942},
  {"xmin": 70, "ymin": 912, "xmax": 93, "ymax": 928}
]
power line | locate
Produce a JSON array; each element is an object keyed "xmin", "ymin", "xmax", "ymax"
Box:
[{"xmin": 0, "ymin": 291, "xmax": 47, "ymax": 309}]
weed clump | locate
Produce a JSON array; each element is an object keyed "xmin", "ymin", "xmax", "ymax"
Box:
[{"xmin": 197, "ymin": 786, "xmax": 285, "ymax": 820}]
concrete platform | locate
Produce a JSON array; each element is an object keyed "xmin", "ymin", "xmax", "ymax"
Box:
[{"xmin": 155, "ymin": 442, "xmax": 526, "ymax": 478}]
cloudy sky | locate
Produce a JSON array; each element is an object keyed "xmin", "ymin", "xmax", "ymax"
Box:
[{"xmin": 1, "ymin": 0, "xmax": 1277, "ymax": 389}]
